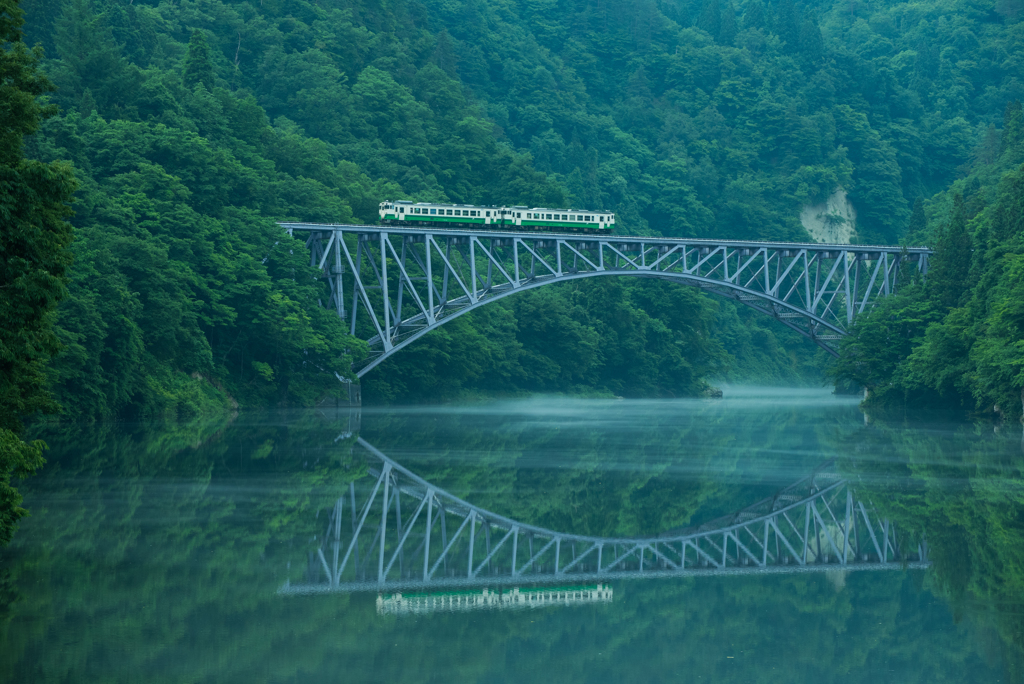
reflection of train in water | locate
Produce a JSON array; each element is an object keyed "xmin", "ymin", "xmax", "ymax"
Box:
[
  {"xmin": 376, "ymin": 584, "xmax": 614, "ymax": 615},
  {"xmin": 379, "ymin": 201, "xmax": 615, "ymax": 234}
]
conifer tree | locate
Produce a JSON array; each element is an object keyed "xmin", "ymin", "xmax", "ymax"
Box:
[
  {"xmin": 0, "ymin": 0, "xmax": 77, "ymax": 545},
  {"xmin": 928, "ymin": 194, "xmax": 972, "ymax": 309},
  {"xmin": 908, "ymin": 197, "xmax": 927, "ymax": 238},
  {"xmin": 432, "ymin": 29, "xmax": 458, "ymax": 77},
  {"xmin": 719, "ymin": 0, "xmax": 738, "ymax": 45},
  {"xmin": 742, "ymin": 0, "xmax": 765, "ymax": 31},
  {"xmin": 183, "ymin": 29, "xmax": 215, "ymax": 91},
  {"xmin": 799, "ymin": 17, "xmax": 823, "ymax": 67},
  {"xmin": 1002, "ymin": 100, "xmax": 1022, "ymax": 153},
  {"xmin": 777, "ymin": 0, "xmax": 801, "ymax": 50},
  {"xmin": 697, "ymin": 0, "xmax": 721, "ymax": 39}
]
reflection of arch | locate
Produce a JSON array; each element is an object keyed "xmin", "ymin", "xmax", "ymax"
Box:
[
  {"xmin": 283, "ymin": 224, "xmax": 931, "ymax": 377},
  {"xmin": 279, "ymin": 438, "xmax": 929, "ymax": 595}
]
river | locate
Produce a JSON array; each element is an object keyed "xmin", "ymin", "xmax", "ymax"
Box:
[{"xmin": 2, "ymin": 387, "xmax": 1022, "ymax": 682}]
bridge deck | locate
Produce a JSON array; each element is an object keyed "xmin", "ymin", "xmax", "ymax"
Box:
[{"xmin": 283, "ymin": 222, "xmax": 931, "ymax": 254}]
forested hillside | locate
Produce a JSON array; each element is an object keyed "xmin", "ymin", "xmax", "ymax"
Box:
[
  {"xmin": 832, "ymin": 101, "xmax": 1024, "ymax": 418},
  {"xmin": 14, "ymin": 0, "xmax": 1024, "ymax": 412}
]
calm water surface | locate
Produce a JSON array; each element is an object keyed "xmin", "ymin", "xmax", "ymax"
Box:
[{"xmin": 3, "ymin": 388, "xmax": 1023, "ymax": 682}]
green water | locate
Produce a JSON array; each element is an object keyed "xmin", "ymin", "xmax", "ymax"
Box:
[{"xmin": 2, "ymin": 388, "xmax": 1022, "ymax": 682}]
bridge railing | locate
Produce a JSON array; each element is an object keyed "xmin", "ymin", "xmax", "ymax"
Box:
[{"xmin": 282, "ymin": 223, "xmax": 930, "ymax": 376}]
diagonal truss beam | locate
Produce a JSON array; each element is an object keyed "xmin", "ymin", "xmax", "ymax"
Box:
[
  {"xmin": 283, "ymin": 224, "xmax": 931, "ymax": 378},
  {"xmin": 281, "ymin": 437, "xmax": 929, "ymax": 595}
]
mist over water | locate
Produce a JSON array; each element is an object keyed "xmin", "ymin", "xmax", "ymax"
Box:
[{"xmin": 2, "ymin": 389, "xmax": 1021, "ymax": 683}]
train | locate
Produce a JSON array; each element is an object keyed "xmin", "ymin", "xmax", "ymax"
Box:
[{"xmin": 379, "ymin": 201, "xmax": 615, "ymax": 234}]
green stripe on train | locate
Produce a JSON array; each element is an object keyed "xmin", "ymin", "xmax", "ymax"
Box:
[
  {"xmin": 402, "ymin": 216, "xmax": 487, "ymax": 224},
  {"xmin": 521, "ymin": 221, "xmax": 601, "ymax": 228}
]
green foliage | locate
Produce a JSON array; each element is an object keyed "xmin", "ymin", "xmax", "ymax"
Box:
[
  {"xmin": 362, "ymin": 278, "xmax": 730, "ymax": 403},
  {"xmin": 0, "ymin": 0, "xmax": 75, "ymax": 544},
  {"xmin": 182, "ymin": 30, "xmax": 214, "ymax": 92},
  {"xmin": 833, "ymin": 130, "xmax": 1024, "ymax": 418},
  {"xmin": 0, "ymin": 430, "xmax": 44, "ymax": 547},
  {"xmin": 929, "ymin": 194, "xmax": 973, "ymax": 310},
  {"xmin": 9, "ymin": 0, "xmax": 1023, "ymax": 416}
]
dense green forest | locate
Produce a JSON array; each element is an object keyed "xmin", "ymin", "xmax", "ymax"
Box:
[
  {"xmin": 4, "ymin": 0, "xmax": 1019, "ymax": 417},
  {"xmin": 832, "ymin": 100, "xmax": 1024, "ymax": 419}
]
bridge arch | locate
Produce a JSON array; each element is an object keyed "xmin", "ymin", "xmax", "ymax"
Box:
[
  {"xmin": 283, "ymin": 224, "xmax": 930, "ymax": 378},
  {"xmin": 280, "ymin": 437, "xmax": 929, "ymax": 594}
]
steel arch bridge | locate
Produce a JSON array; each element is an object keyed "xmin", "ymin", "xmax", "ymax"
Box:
[
  {"xmin": 282, "ymin": 223, "xmax": 931, "ymax": 377},
  {"xmin": 280, "ymin": 437, "xmax": 928, "ymax": 596}
]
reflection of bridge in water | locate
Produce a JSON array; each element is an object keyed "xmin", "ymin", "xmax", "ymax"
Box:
[{"xmin": 280, "ymin": 438, "xmax": 929, "ymax": 596}]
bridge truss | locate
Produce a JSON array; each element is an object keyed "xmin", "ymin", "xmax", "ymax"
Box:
[
  {"xmin": 280, "ymin": 438, "xmax": 928, "ymax": 595},
  {"xmin": 283, "ymin": 224, "xmax": 930, "ymax": 376}
]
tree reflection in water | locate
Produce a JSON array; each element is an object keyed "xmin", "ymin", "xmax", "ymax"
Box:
[{"xmin": 0, "ymin": 392, "xmax": 1020, "ymax": 682}]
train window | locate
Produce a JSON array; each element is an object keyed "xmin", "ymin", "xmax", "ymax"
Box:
[
  {"xmin": 516, "ymin": 212, "xmax": 521, "ymax": 218},
  {"xmin": 455, "ymin": 210, "xmax": 461, "ymax": 216},
  {"xmin": 400, "ymin": 207, "xmax": 404, "ymax": 213},
  {"xmin": 430, "ymin": 209, "xmax": 437, "ymax": 215},
  {"xmin": 486, "ymin": 211, "xmax": 490, "ymax": 217}
]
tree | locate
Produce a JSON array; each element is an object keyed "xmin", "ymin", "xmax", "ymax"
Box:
[
  {"xmin": 742, "ymin": 0, "xmax": 765, "ymax": 31},
  {"xmin": 928, "ymin": 194, "xmax": 972, "ymax": 310},
  {"xmin": 798, "ymin": 17, "xmax": 823, "ymax": 67},
  {"xmin": 908, "ymin": 197, "xmax": 927, "ymax": 239},
  {"xmin": 0, "ymin": 0, "xmax": 77, "ymax": 544},
  {"xmin": 719, "ymin": 0, "xmax": 738, "ymax": 45},
  {"xmin": 777, "ymin": 0, "xmax": 801, "ymax": 49},
  {"xmin": 182, "ymin": 30, "xmax": 215, "ymax": 91},
  {"xmin": 1002, "ymin": 100, "xmax": 1022, "ymax": 154},
  {"xmin": 697, "ymin": 0, "xmax": 721, "ymax": 39},
  {"xmin": 431, "ymin": 29, "xmax": 458, "ymax": 78}
]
